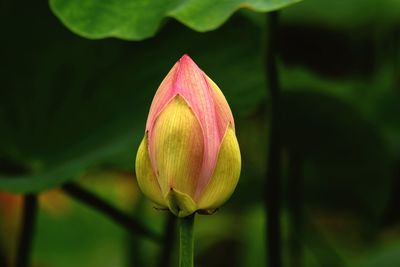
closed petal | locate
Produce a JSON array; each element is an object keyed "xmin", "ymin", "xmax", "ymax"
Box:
[
  {"xmin": 152, "ymin": 95, "xmax": 204, "ymax": 198},
  {"xmin": 197, "ymin": 126, "xmax": 241, "ymax": 210},
  {"xmin": 174, "ymin": 55, "xmax": 221, "ymax": 199},
  {"xmin": 135, "ymin": 135, "xmax": 166, "ymax": 207}
]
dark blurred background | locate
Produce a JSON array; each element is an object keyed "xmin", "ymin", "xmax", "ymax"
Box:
[{"xmin": 0, "ymin": 0, "xmax": 400, "ymax": 266}]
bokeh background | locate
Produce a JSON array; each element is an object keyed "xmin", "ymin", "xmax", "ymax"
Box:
[{"xmin": 1, "ymin": 0, "xmax": 400, "ymax": 266}]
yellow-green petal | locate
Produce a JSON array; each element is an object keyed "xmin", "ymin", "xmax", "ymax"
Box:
[
  {"xmin": 135, "ymin": 135, "xmax": 166, "ymax": 206},
  {"xmin": 197, "ymin": 126, "xmax": 241, "ymax": 210},
  {"xmin": 152, "ymin": 95, "xmax": 204, "ymax": 198}
]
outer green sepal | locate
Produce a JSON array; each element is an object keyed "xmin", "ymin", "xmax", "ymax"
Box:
[{"xmin": 166, "ymin": 188, "xmax": 197, "ymax": 218}]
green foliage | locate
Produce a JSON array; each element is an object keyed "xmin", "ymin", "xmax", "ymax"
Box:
[
  {"xmin": 1, "ymin": 0, "xmax": 400, "ymax": 266},
  {"xmin": 0, "ymin": 1, "xmax": 264, "ymax": 193},
  {"xmin": 282, "ymin": 0, "xmax": 400, "ymax": 29},
  {"xmin": 357, "ymin": 243, "xmax": 400, "ymax": 267},
  {"xmin": 49, "ymin": 0, "xmax": 301, "ymax": 40},
  {"xmin": 281, "ymin": 91, "xmax": 391, "ymax": 218}
]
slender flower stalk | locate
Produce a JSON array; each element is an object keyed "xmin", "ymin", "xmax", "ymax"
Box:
[{"xmin": 179, "ymin": 215, "xmax": 195, "ymax": 267}]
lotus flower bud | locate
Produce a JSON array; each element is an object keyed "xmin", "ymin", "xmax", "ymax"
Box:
[{"xmin": 135, "ymin": 55, "xmax": 241, "ymax": 217}]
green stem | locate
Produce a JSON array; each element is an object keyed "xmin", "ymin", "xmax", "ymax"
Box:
[{"xmin": 179, "ymin": 214, "xmax": 195, "ymax": 267}]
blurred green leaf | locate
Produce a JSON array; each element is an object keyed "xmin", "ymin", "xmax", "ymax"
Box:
[
  {"xmin": 282, "ymin": 0, "xmax": 400, "ymax": 29},
  {"xmin": 32, "ymin": 177, "xmax": 165, "ymax": 267},
  {"xmin": 49, "ymin": 0, "xmax": 301, "ymax": 40},
  {"xmin": 35, "ymin": 197, "xmax": 129, "ymax": 267},
  {"xmin": 0, "ymin": 1, "xmax": 265, "ymax": 193},
  {"xmin": 241, "ymin": 205, "xmax": 266, "ymax": 267},
  {"xmin": 229, "ymin": 113, "xmax": 267, "ymax": 208},
  {"xmin": 281, "ymin": 65, "xmax": 400, "ymax": 155},
  {"xmin": 281, "ymin": 90, "xmax": 392, "ymax": 219},
  {"xmin": 357, "ymin": 242, "xmax": 400, "ymax": 267}
]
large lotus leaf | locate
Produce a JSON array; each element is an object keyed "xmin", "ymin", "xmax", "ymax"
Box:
[
  {"xmin": 0, "ymin": 1, "xmax": 265, "ymax": 193},
  {"xmin": 49, "ymin": 0, "xmax": 301, "ymax": 40}
]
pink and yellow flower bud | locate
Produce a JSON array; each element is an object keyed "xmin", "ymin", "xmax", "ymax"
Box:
[{"xmin": 135, "ymin": 55, "xmax": 241, "ymax": 217}]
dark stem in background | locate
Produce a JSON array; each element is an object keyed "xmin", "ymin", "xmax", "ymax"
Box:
[
  {"xmin": 265, "ymin": 11, "xmax": 282, "ymax": 267},
  {"xmin": 158, "ymin": 213, "xmax": 177, "ymax": 267},
  {"xmin": 288, "ymin": 153, "xmax": 303, "ymax": 267},
  {"xmin": 16, "ymin": 194, "xmax": 38, "ymax": 267},
  {"xmin": 62, "ymin": 182, "xmax": 161, "ymax": 242},
  {"xmin": 179, "ymin": 215, "xmax": 195, "ymax": 267}
]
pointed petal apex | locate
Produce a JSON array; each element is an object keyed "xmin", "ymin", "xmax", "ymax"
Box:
[{"xmin": 179, "ymin": 54, "xmax": 197, "ymax": 66}]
